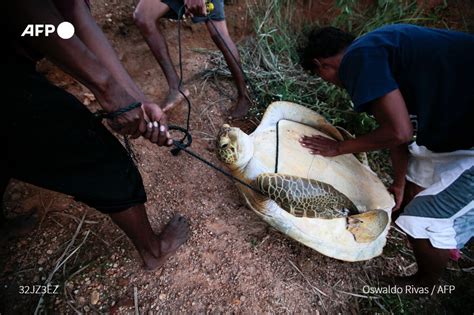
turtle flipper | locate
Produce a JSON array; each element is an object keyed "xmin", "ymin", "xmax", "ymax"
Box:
[
  {"xmin": 256, "ymin": 173, "xmax": 358, "ymax": 219},
  {"xmin": 346, "ymin": 210, "xmax": 389, "ymax": 243}
]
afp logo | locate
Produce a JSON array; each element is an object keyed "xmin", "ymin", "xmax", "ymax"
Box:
[{"xmin": 21, "ymin": 22, "xmax": 75, "ymax": 39}]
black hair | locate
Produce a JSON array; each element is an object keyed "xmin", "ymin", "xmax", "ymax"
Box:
[{"xmin": 299, "ymin": 27, "xmax": 355, "ymax": 72}]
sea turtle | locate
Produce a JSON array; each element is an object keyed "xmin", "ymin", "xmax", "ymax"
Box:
[{"xmin": 216, "ymin": 101, "xmax": 395, "ymax": 261}]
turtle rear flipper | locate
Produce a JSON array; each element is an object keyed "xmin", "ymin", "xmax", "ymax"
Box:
[
  {"xmin": 256, "ymin": 173, "xmax": 358, "ymax": 219},
  {"xmin": 346, "ymin": 210, "xmax": 389, "ymax": 243}
]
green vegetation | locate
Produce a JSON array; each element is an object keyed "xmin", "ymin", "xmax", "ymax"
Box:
[
  {"xmin": 205, "ymin": 0, "xmax": 449, "ymax": 134},
  {"xmin": 202, "ymin": 0, "xmax": 450, "ymax": 182}
]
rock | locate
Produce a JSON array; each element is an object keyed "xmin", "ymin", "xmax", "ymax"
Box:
[
  {"xmin": 91, "ymin": 291, "xmax": 100, "ymax": 305},
  {"xmin": 117, "ymin": 278, "xmax": 129, "ymax": 287},
  {"xmin": 159, "ymin": 293, "xmax": 166, "ymax": 301},
  {"xmin": 10, "ymin": 192, "xmax": 21, "ymax": 201}
]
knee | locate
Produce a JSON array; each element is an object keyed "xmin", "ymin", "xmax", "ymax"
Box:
[{"xmin": 133, "ymin": 9, "xmax": 155, "ymax": 36}]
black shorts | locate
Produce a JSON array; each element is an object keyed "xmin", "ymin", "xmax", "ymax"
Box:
[
  {"xmin": 2, "ymin": 62, "xmax": 147, "ymax": 213},
  {"xmin": 162, "ymin": 0, "xmax": 225, "ymax": 23}
]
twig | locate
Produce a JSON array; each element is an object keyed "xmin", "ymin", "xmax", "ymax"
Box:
[
  {"xmin": 34, "ymin": 214, "xmax": 89, "ymax": 314},
  {"xmin": 288, "ymin": 259, "xmax": 328, "ymax": 297},
  {"xmin": 134, "ymin": 286, "xmax": 139, "ymax": 315},
  {"xmin": 50, "ymin": 212, "xmax": 98, "ymax": 224},
  {"xmin": 64, "ymin": 285, "xmax": 82, "ymax": 315},
  {"xmin": 334, "ymin": 289, "xmax": 380, "ymax": 299}
]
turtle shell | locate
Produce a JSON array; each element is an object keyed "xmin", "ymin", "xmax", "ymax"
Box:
[{"xmin": 236, "ymin": 102, "xmax": 395, "ymax": 261}]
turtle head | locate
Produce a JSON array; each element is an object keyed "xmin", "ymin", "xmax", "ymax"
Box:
[{"xmin": 216, "ymin": 124, "xmax": 253, "ymax": 170}]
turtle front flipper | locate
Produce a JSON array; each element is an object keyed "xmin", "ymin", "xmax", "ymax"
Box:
[
  {"xmin": 256, "ymin": 173, "xmax": 358, "ymax": 219},
  {"xmin": 346, "ymin": 210, "xmax": 389, "ymax": 243}
]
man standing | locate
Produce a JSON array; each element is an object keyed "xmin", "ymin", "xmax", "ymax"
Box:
[
  {"xmin": 3, "ymin": 0, "xmax": 190, "ymax": 270},
  {"xmin": 133, "ymin": 0, "xmax": 252, "ymax": 118},
  {"xmin": 298, "ymin": 25, "xmax": 474, "ymax": 285}
]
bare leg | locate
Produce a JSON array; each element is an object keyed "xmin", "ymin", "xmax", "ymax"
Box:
[
  {"xmin": 109, "ymin": 205, "xmax": 189, "ymax": 270},
  {"xmin": 134, "ymin": 0, "xmax": 189, "ymax": 112},
  {"xmin": 206, "ymin": 20, "xmax": 251, "ymax": 119},
  {"xmin": 391, "ymin": 180, "xmax": 448, "ymax": 286}
]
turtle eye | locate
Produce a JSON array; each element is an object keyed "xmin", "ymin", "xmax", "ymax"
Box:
[{"xmin": 220, "ymin": 143, "xmax": 229, "ymax": 149}]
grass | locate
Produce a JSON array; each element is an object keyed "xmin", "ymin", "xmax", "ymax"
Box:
[
  {"xmin": 334, "ymin": 0, "xmax": 447, "ymax": 35},
  {"xmin": 201, "ymin": 0, "xmax": 453, "ymax": 181}
]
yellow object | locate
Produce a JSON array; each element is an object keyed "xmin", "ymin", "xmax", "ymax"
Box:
[{"xmin": 206, "ymin": 1, "xmax": 214, "ymax": 14}]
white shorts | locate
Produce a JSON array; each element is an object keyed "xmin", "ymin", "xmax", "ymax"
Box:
[{"xmin": 395, "ymin": 143, "xmax": 474, "ymax": 249}]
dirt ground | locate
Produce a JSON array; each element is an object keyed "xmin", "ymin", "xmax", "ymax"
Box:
[{"xmin": 1, "ymin": 1, "xmax": 473, "ymax": 314}]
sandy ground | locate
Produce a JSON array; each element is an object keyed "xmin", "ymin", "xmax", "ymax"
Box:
[{"xmin": 1, "ymin": 1, "xmax": 473, "ymax": 314}]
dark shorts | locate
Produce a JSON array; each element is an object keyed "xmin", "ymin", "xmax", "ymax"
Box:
[
  {"xmin": 162, "ymin": 0, "xmax": 225, "ymax": 23},
  {"xmin": 2, "ymin": 61, "xmax": 147, "ymax": 213}
]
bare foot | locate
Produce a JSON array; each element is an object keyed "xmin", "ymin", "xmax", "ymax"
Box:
[
  {"xmin": 229, "ymin": 95, "xmax": 252, "ymax": 120},
  {"xmin": 141, "ymin": 214, "xmax": 189, "ymax": 270},
  {"xmin": 161, "ymin": 88, "xmax": 190, "ymax": 112}
]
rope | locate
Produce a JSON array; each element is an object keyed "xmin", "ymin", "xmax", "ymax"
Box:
[
  {"xmin": 94, "ymin": 101, "xmax": 142, "ymax": 120},
  {"xmin": 174, "ymin": 141, "xmax": 263, "ymax": 194},
  {"xmin": 275, "ymin": 120, "xmax": 280, "ymax": 173}
]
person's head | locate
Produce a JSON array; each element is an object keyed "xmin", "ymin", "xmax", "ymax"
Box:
[{"xmin": 299, "ymin": 27, "xmax": 355, "ymax": 86}]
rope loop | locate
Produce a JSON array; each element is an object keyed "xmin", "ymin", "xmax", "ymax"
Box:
[
  {"xmin": 95, "ymin": 102, "xmax": 142, "ymax": 120},
  {"xmin": 169, "ymin": 125, "xmax": 193, "ymax": 156}
]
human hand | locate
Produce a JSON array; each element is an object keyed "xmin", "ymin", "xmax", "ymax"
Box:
[
  {"xmin": 388, "ymin": 180, "xmax": 405, "ymax": 212},
  {"xmin": 299, "ymin": 135, "xmax": 341, "ymax": 157},
  {"xmin": 107, "ymin": 104, "xmax": 147, "ymax": 139},
  {"xmin": 141, "ymin": 102, "xmax": 173, "ymax": 146},
  {"xmin": 184, "ymin": 0, "xmax": 206, "ymax": 17}
]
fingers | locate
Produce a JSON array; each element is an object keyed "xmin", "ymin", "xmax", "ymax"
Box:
[
  {"xmin": 300, "ymin": 135, "xmax": 325, "ymax": 151},
  {"xmin": 151, "ymin": 121, "xmax": 160, "ymax": 143},
  {"xmin": 185, "ymin": 0, "xmax": 206, "ymax": 16},
  {"xmin": 143, "ymin": 121, "xmax": 171, "ymax": 147},
  {"xmin": 388, "ymin": 187, "xmax": 403, "ymax": 212},
  {"xmin": 299, "ymin": 135, "xmax": 340, "ymax": 157},
  {"xmin": 144, "ymin": 121, "xmax": 153, "ymax": 140},
  {"xmin": 138, "ymin": 113, "xmax": 147, "ymax": 135},
  {"xmin": 157, "ymin": 124, "xmax": 167, "ymax": 146},
  {"xmin": 166, "ymin": 131, "xmax": 173, "ymax": 146}
]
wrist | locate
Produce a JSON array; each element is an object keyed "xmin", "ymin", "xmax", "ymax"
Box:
[
  {"xmin": 94, "ymin": 74, "xmax": 135, "ymax": 112},
  {"xmin": 392, "ymin": 177, "xmax": 406, "ymax": 187},
  {"xmin": 335, "ymin": 140, "xmax": 344, "ymax": 155}
]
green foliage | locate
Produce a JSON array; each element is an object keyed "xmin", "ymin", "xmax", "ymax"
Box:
[{"xmin": 334, "ymin": 0, "xmax": 446, "ymax": 35}]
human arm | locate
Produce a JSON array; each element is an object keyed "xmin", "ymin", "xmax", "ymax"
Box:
[
  {"xmin": 53, "ymin": 0, "xmax": 171, "ymax": 143},
  {"xmin": 300, "ymin": 89, "xmax": 413, "ymax": 156},
  {"xmin": 9, "ymin": 0, "xmax": 145, "ymax": 135},
  {"xmin": 52, "ymin": 0, "xmax": 147, "ymax": 102},
  {"xmin": 9, "ymin": 0, "xmax": 170, "ymax": 144},
  {"xmin": 388, "ymin": 143, "xmax": 409, "ymax": 211}
]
